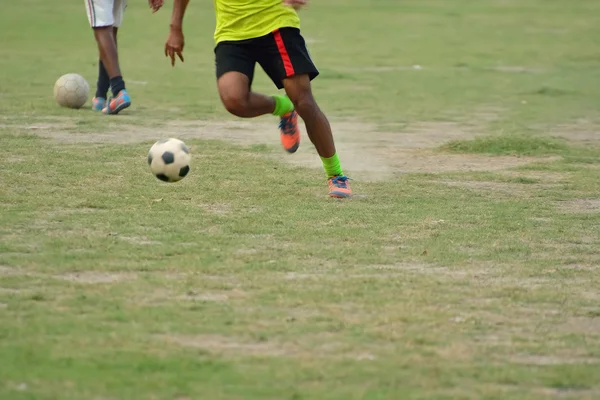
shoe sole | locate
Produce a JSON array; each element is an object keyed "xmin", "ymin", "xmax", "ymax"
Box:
[
  {"xmin": 329, "ymin": 191, "xmax": 352, "ymax": 198},
  {"xmin": 283, "ymin": 141, "xmax": 299, "ymax": 154},
  {"xmin": 104, "ymin": 100, "xmax": 131, "ymax": 115}
]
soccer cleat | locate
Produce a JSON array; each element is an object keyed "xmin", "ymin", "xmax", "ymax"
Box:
[
  {"xmin": 102, "ymin": 89, "xmax": 131, "ymax": 115},
  {"xmin": 92, "ymin": 97, "xmax": 106, "ymax": 111},
  {"xmin": 279, "ymin": 110, "xmax": 300, "ymax": 153},
  {"xmin": 328, "ymin": 175, "xmax": 352, "ymax": 198}
]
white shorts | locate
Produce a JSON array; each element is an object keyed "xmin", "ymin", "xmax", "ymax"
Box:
[{"xmin": 85, "ymin": 0, "xmax": 127, "ymax": 28}]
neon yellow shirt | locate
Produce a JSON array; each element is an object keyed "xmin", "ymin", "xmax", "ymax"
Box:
[{"xmin": 213, "ymin": 0, "xmax": 301, "ymax": 44}]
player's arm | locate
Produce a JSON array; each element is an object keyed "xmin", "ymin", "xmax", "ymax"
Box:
[
  {"xmin": 170, "ymin": 0, "xmax": 190, "ymax": 30},
  {"xmin": 165, "ymin": 0, "xmax": 190, "ymax": 66}
]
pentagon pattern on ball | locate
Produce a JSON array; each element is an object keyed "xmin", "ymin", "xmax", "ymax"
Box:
[
  {"xmin": 179, "ymin": 165, "xmax": 190, "ymax": 178},
  {"xmin": 162, "ymin": 151, "xmax": 175, "ymax": 164},
  {"xmin": 65, "ymin": 78, "xmax": 78, "ymax": 91},
  {"xmin": 53, "ymin": 73, "xmax": 89, "ymax": 109},
  {"xmin": 147, "ymin": 138, "xmax": 191, "ymax": 183}
]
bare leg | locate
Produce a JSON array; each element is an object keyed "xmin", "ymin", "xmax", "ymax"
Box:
[
  {"xmin": 95, "ymin": 27, "xmax": 119, "ymax": 100},
  {"xmin": 283, "ymin": 74, "xmax": 336, "ymax": 158},
  {"xmin": 93, "ymin": 26, "xmax": 121, "ymax": 79},
  {"xmin": 217, "ymin": 72, "xmax": 278, "ymax": 118}
]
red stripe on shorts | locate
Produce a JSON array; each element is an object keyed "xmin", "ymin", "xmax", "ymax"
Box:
[{"xmin": 273, "ymin": 29, "xmax": 295, "ymax": 77}]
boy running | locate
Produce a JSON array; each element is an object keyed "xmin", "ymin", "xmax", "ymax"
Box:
[
  {"xmin": 164, "ymin": 0, "xmax": 352, "ymax": 198},
  {"xmin": 85, "ymin": 0, "xmax": 163, "ymax": 114}
]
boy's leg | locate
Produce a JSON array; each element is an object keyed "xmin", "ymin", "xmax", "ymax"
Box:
[
  {"xmin": 217, "ymin": 72, "xmax": 277, "ymax": 118},
  {"xmin": 92, "ymin": 26, "xmax": 117, "ymax": 111},
  {"xmin": 258, "ymin": 28, "xmax": 351, "ymax": 198},
  {"xmin": 283, "ymin": 75, "xmax": 335, "ymax": 158},
  {"xmin": 215, "ymin": 42, "xmax": 294, "ymax": 119},
  {"xmin": 283, "ymin": 74, "xmax": 351, "ymax": 198},
  {"xmin": 93, "ymin": 27, "xmax": 121, "ymax": 84},
  {"xmin": 85, "ymin": 0, "xmax": 130, "ymax": 114},
  {"xmin": 93, "ymin": 59, "xmax": 110, "ymax": 110}
]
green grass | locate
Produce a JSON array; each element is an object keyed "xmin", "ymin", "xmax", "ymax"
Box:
[
  {"xmin": 442, "ymin": 135, "xmax": 570, "ymax": 156},
  {"xmin": 2, "ymin": 0, "xmax": 600, "ymax": 399}
]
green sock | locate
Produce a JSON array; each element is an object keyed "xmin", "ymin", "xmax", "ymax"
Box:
[
  {"xmin": 321, "ymin": 153, "xmax": 344, "ymax": 178},
  {"xmin": 272, "ymin": 95, "xmax": 294, "ymax": 116}
]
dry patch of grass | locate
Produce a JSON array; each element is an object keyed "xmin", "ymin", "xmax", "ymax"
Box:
[
  {"xmin": 55, "ymin": 271, "xmax": 138, "ymax": 284},
  {"xmin": 558, "ymin": 199, "xmax": 600, "ymax": 213}
]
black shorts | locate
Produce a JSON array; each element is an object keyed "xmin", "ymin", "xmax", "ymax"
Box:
[{"xmin": 215, "ymin": 27, "xmax": 319, "ymax": 89}]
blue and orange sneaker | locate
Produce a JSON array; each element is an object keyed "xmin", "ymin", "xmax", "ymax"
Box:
[
  {"xmin": 102, "ymin": 89, "xmax": 131, "ymax": 115},
  {"xmin": 328, "ymin": 176, "xmax": 352, "ymax": 198},
  {"xmin": 92, "ymin": 97, "xmax": 106, "ymax": 111},
  {"xmin": 279, "ymin": 110, "xmax": 300, "ymax": 153}
]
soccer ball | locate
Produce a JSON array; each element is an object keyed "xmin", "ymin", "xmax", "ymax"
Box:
[
  {"xmin": 148, "ymin": 138, "xmax": 191, "ymax": 182},
  {"xmin": 53, "ymin": 73, "xmax": 89, "ymax": 109}
]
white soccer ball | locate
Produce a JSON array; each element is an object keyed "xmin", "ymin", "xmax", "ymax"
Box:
[
  {"xmin": 148, "ymin": 138, "xmax": 191, "ymax": 182},
  {"xmin": 53, "ymin": 73, "xmax": 89, "ymax": 109}
]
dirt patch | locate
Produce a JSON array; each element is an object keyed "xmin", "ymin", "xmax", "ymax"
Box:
[
  {"xmin": 558, "ymin": 199, "xmax": 600, "ymax": 213},
  {"xmin": 55, "ymin": 271, "xmax": 137, "ymax": 284},
  {"xmin": 22, "ymin": 111, "xmax": 561, "ymax": 181},
  {"xmin": 234, "ymin": 248, "xmax": 258, "ymax": 256},
  {"xmin": 195, "ymin": 202, "xmax": 232, "ymax": 215},
  {"xmin": 371, "ymin": 263, "xmax": 493, "ymax": 278},
  {"xmin": 1, "ymin": 267, "xmax": 139, "ymax": 286},
  {"xmin": 283, "ymin": 271, "xmax": 425, "ymax": 280},
  {"xmin": 179, "ymin": 288, "xmax": 248, "ymax": 302},
  {"xmin": 160, "ymin": 333, "xmax": 380, "ymax": 360},
  {"xmin": 509, "ymin": 354, "xmax": 600, "ymax": 366},
  {"xmin": 24, "ymin": 121, "xmax": 76, "ymax": 132},
  {"xmin": 179, "ymin": 293, "xmax": 230, "ymax": 302},
  {"xmin": 161, "ymin": 334, "xmax": 296, "ymax": 357},
  {"xmin": 5, "ymin": 156, "xmax": 26, "ymax": 163},
  {"xmin": 0, "ymin": 288, "xmax": 27, "ymax": 294},
  {"xmin": 118, "ymin": 236, "xmax": 161, "ymax": 246},
  {"xmin": 549, "ymin": 118, "xmax": 600, "ymax": 144},
  {"xmin": 0, "ymin": 265, "xmax": 18, "ymax": 275},
  {"xmin": 283, "ymin": 264, "xmax": 489, "ymax": 280},
  {"xmin": 498, "ymin": 170, "xmax": 569, "ymax": 183},
  {"xmin": 535, "ymin": 387, "xmax": 600, "ymax": 399},
  {"xmin": 435, "ymin": 180, "xmax": 550, "ymax": 196},
  {"xmin": 44, "ymin": 208, "xmax": 105, "ymax": 217},
  {"xmin": 558, "ymin": 317, "xmax": 600, "ymax": 335}
]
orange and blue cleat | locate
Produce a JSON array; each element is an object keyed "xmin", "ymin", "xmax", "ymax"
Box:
[
  {"xmin": 279, "ymin": 110, "xmax": 300, "ymax": 153},
  {"xmin": 92, "ymin": 97, "xmax": 106, "ymax": 112},
  {"xmin": 328, "ymin": 176, "xmax": 352, "ymax": 198},
  {"xmin": 102, "ymin": 89, "xmax": 131, "ymax": 115}
]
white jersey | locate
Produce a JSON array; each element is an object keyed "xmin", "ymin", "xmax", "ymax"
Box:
[{"xmin": 85, "ymin": 0, "xmax": 127, "ymax": 28}]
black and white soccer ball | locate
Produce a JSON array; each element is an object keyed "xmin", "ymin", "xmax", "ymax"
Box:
[{"xmin": 147, "ymin": 138, "xmax": 191, "ymax": 182}]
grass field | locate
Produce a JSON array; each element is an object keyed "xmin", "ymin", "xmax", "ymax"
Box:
[{"xmin": 1, "ymin": 0, "xmax": 600, "ymax": 399}]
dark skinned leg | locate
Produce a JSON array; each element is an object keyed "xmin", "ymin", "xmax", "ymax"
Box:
[
  {"xmin": 282, "ymin": 74, "xmax": 336, "ymax": 158},
  {"xmin": 93, "ymin": 26, "xmax": 121, "ymax": 79},
  {"xmin": 217, "ymin": 72, "xmax": 277, "ymax": 118},
  {"xmin": 95, "ymin": 27, "xmax": 118, "ymax": 99}
]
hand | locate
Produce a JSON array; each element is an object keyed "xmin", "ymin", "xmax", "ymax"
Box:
[
  {"xmin": 283, "ymin": 0, "xmax": 307, "ymax": 10},
  {"xmin": 148, "ymin": 0, "xmax": 163, "ymax": 13},
  {"xmin": 165, "ymin": 26, "xmax": 185, "ymax": 67}
]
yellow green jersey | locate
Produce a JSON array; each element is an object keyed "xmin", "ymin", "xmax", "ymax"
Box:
[{"xmin": 213, "ymin": 0, "xmax": 301, "ymax": 44}]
